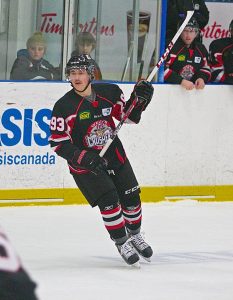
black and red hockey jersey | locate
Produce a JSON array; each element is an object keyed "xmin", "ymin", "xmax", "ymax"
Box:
[
  {"xmin": 0, "ymin": 227, "xmax": 38, "ymax": 300},
  {"xmin": 209, "ymin": 37, "xmax": 233, "ymax": 84},
  {"xmin": 164, "ymin": 39, "xmax": 211, "ymax": 84},
  {"xmin": 50, "ymin": 83, "xmax": 135, "ymax": 174}
]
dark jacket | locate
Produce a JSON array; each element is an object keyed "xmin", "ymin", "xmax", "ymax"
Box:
[
  {"xmin": 164, "ymin": 39, "xmax": 211, "ymax": 84},
  {"xmin": 10, "ymin": 55, "xmax": 60, "ymax": 80},
  {"xmin": 209, "ymin": 37, "xmax": 233, "ymax": 84}
]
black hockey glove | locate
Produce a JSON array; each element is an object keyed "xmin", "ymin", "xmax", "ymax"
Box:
[
  {"xmin": 73, "ymin": 150, "xmax": 108, "ymax": 173},
  {"xmin": 134, "ymin": 80, "xmax": 154, "ymax": 111},
  {"xmin": 124, "ymin": 80, "xmax": 154, "ymax": 124}
]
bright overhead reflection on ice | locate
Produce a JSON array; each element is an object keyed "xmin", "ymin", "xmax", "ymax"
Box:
[{"xmin": 1, "ymin": 201, "xmax": 233, "ymax": 300}]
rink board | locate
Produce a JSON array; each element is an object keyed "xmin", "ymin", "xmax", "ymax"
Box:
[
  {"xmin": 1, "ymin": 82, "xmax": 233, "ymax": 206},
  {"xmin": 0, "ymin": 185, "xmax": 233, "ymax": 206}
]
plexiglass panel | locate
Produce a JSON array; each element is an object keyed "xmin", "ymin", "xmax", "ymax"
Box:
[
  {"xmin": 75, "ymin": 0, "xmax": 159, "ymax": 81},
  {"xmin": 0, "ymin": 0, "xmax": 160, "ymax": 82}
]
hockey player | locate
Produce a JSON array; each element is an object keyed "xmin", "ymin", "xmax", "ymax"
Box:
[
  {"xmin": 0, "ymin": 226, "xmax": 38, "ymax": 300},
  {"xmin": 209, "ymin": 19, "xmax": 233, "ymax": 84},
  {"xmin": 49, "ymin": 54, "xmax": 154, "ymax": 266},
  {"xmin": 164, "ymin": 17, "xmax": 211, "ymax": 90},
  {"xmin": 166, "ymin": 0, "xmax": 209, "ymax": 44}
]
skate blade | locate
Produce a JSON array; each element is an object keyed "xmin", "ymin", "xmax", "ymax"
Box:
[
  {"xmin": 134, "ymin": 249, "xmax": 152, "ymax": 262},
  {"xmin": 141, "ymin": 256, "xmax": 151, "ymax": 262},
  {"xmin": 131, "ymin": 261, "xmax": 140, "ymax": 268}
]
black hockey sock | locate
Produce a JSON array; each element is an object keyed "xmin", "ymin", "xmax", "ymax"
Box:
[
  {"xmin": 122, "ymin": 204, "xmax": 142, "ymax": 234},
  {"xmin": 100, "ymin": 203, "xmax": 128, "ymax": 242},
  {"xmin": 98, "ymin": 191, "xmax": 127, "ymax": 243}
]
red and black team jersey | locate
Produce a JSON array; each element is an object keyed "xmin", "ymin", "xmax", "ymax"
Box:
[
  {"xmin": 50, "ymin": 83, "xmax": 129, "ymax": 174},
  {"xmin": 209, "ymin": 37, "xmax": 233, "ymax": 84},
  {"xmin": 0, "ymin": 228, "xmax": 38, "ymax": 300},
  {"xmin": 164, "ymin": 39, "xmax": 211, "ymax": 84}
]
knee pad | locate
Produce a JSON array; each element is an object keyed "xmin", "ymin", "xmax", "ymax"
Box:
[{"xmin": 97, "ymin": 189, "xmax": 120, "ymax": 211}]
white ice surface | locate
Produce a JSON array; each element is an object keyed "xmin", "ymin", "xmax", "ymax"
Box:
[{"xmin": 0, "ymin": 201, "xmax": 233, "ymax": 300}]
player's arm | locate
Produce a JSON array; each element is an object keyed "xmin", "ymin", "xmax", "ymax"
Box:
[
  {"xmin": 209, "ymin": 41, "xmax": 225, "ymax": 82},
  {"xmin": 49, "ymin": 104, "xmax": 107, "ymax": 172},
  {"xmin": 193, "ymin": 45, "xmax": 211, "ymax": 83},
  {"xmin": 49, "ymin": 104, "xmax": 79, "ymax": 161},
  {"xmin": 164, "ymin": 52, "xmax": 184, "ymax": 84},
  {"xmin": 223, "ymin": 47, "xmax": 233, "ymax": 84},
  {"xmin": 111, "ymin": 85, "xmax": 126, "ymax": 121}
]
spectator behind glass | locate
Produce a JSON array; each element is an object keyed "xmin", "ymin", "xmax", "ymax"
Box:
[
  {"xmin": 10, "ymin": 32, "xmax": 60, "ymax": 80},
  {"xmin": 166, "ymin": 0, "xmax": 209, "ymax": 44},
  {"xmin": 164, "ymin": 17, "xmax": 211, "ymax": 90},
  {"xmin": 209, "ymin": 19, "xmax": 233, "ymax": 84},
  {"xmin": 71, "ymin": 32, "xmax": 102, "ymax": 80}
]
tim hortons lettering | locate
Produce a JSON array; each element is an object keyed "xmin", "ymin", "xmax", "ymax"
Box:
[
  {"xmin": 202, "ymin": 22, "xmax": 230, "ymax": 40},
  {"xmin": 40, "ymin": 13, "xmax": 114, "ymax": 36}
]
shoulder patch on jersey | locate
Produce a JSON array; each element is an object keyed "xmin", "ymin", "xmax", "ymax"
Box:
[
  {"xmin": 102, "ymin": 107, "xmax": 112, "ymax": 116},
  {"xmin": 79, "ymin": 111, "xmax": 91, "ymax": 120},
  {"xmin": 194, "ymin": 57, "xmax": 201, "ymax": 63}
]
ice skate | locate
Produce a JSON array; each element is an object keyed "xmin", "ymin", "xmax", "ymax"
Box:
[
  {"xmin": 116, "ymin": 239, "xmax": 140, "ymax": 266},
  {"xmin": 130, "ymin": 232, "xmax": 153, "ymax": 262}
]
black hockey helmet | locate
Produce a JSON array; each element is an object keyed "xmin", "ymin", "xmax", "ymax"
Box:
[
  {"xmin": 178, "ymin": 17, "xmax": 199, "ymax": 32},
  {"xmin": 65, "ymin": 54, "xmax": 95, "ymax": 80}
]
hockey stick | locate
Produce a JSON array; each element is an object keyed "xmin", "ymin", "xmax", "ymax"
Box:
[
  {"xmin": 147, "ymin": 10, "xmax": 194, "ymax": 82},
  {"xmin": 99, "ymin": 11, "xmax": 194, "ymax": 158}
]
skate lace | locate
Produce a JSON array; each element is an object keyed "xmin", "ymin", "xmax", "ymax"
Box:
[
  {"xmin": 120, "ymin": 241, "xmax": 135, "ymax": 258},
  {"xmin": 130, "ymin": 232, "xmax": 148, "ymax": 251}
]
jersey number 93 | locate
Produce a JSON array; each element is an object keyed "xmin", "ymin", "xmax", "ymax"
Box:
[{"xmin": 50, "ymin": 116, "xmax": 65, "ymax": 131}]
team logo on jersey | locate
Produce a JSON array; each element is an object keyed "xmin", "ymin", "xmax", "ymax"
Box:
[
  {"xmin": 84, "ymin": 120, "xmax": 113, "ymax": 150},
  {"xmin": 102, "ymin": 107, "xmax": 112, "ymax": 116},
  {"xmin": 79, "ymin": 111, "xmax": 90, "ymax": 120},
  {"xmin": 179, "ymin": 64, "xmax": 195, "ymax": 80},
  {"xmin": 194, "ymin": 57, "xmax": 201, "ymax": 63},
  {"xmin": 178, "ymin": 55, "xmax": 185, "ymax": 61}
]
